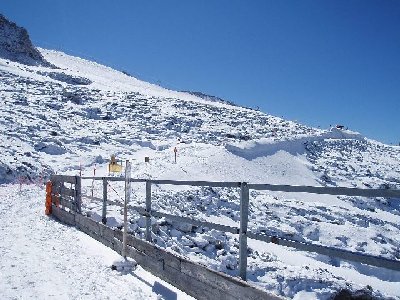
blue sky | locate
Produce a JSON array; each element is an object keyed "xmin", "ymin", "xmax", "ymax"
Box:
[{"xmin": 2, "ymin": 0, "xmax": 399, "ymax": 144}]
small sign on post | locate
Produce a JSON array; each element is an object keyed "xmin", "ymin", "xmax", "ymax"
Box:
[
  {"xmin": 109, "ymin": 154, "xmax": 122, "ymax": 174},
  {"xmin": 174, "ymin": 147, "xmax": 177, "ymax": 163},
  {"xmin": 111, "ymin": 159, "xmax": 136, "ymax": 273}
]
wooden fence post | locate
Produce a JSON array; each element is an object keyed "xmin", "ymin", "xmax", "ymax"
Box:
[
  {"xmin": 102, "ymin": 178, "xmax": 107, "ymax": 224},
  {"xmin": 239, "ymin": 182, "xmax": 249, "ymax": 281},
  {"xmin": 75, "ymin": 176, "xmax": 82, "ymax": 214},
  {"xmin": 145, "ymin": 180, "xmax": 152, "ymax": 242}
]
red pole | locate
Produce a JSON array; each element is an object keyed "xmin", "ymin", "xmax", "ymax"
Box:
[
  {"xmin": 91, "ymin": 164, "xmax": 96, "ymax": 198},
  {"xmin": 174, "ymin": 147, "xmax": 177, "ymax": 163}
]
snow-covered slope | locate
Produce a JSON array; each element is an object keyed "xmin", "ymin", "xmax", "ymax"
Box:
[
  {"xmin": 1, "ymin": 15, "xmax": 400, "ymax": 299},
  {"xmin": 0, "ymin": 47, "xmax": 321, "ymax": 183}
]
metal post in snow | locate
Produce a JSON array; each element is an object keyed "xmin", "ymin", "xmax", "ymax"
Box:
[
  {"xmin": 239, "ymin": 182, "xmax": 249, "ymax": 281},
  {"xmin": 145, "ymin": 180, "xmax": 152, "ymax": 242},
  {"xmin": 102, "ymin": 178, "xmax": 107, "ymax": 224},
  {"xmin": 122, "ymin": 160, "xmax": 131, "ymax": 258}
]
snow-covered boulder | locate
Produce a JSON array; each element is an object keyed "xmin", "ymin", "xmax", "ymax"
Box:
[
  {"xmin": 170, "ymin": 228, "xmax": 183, "ymax": 238},
  {"xmin": 219, "ymin": 255, "xmax": 238, "ymax": 270},
  {"xmin": 172, "ymin": 221, "xmax": 193, "ymax": 233},
  {"xmin": 188, "ymin": 236, "xmax": 209, "ymax": 249},
  {"xmin": 137, "ymin": 216, "xmax": 147, "ymax": 228}
]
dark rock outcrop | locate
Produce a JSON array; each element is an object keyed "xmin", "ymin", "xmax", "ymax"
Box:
[
  {"xmin": 0, "ymin": 14, "xmax": 51, "ymax": 66},
  {"xmin": 182, "ymin": 90, "xmax": 235, "ymax": 106}
]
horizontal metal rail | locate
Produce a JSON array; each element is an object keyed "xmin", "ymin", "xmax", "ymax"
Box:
[
  {"xmin": 81, "ymin": 176, "xmax": 400, "ymax": 198},
  {"xmin": 150, "ymin": 180, "xmax": 241, "ymax": 188},
  {"xmin": 151, "ymin": 210, "xmax": 240, "ymax": 234},
  {"xmin": 247, "ymin": 232, "xmax": 400, "ymax": 271},
  {"xmin": 248, "ymin": 183, "xmax": 400, "ymax": 198},
  {"xmin": 81, "ymin": 176, "xmax": 147, "ymax": 182},
  {"xmin": 82, "ymin": 177, "xmax": 241, "ymax": 188}
]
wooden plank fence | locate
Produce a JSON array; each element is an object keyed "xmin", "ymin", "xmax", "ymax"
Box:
[
  {"xmin": 51, "ymin": 203, "xmax": 279, "ymax": 300},
  {"xmin": 50, "ymin": 175, "xmax": 82, "ymax": 213},
  {"xmin": 50, "ymin": 175, "xmax": 400, "ymax": 299}
]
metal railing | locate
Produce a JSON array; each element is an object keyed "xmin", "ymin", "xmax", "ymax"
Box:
[{"xmin": 54, "ymin": 174, "xmax": 400, "ymax": 280}]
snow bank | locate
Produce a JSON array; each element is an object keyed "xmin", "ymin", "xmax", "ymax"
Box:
[{"xmin": 225, "ymin": 127, "xmax": 364, "ymax": 160}]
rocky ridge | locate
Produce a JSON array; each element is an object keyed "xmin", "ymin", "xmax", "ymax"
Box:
[{"xmin": 0, "ymin": 14, "xmax": 51, "ymax": 66}]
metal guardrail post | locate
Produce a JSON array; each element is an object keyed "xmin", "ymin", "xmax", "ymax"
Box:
[
  {"xmin": 102, "ymin": 178, "xmax": 107, "ymax": 224},
  {"xmin": 239, "ymin": 182, "xmax": 249, "ymax": 281},
  {"xmin": 145, "ymin": 180, "xmax": 152, "ymax": 242},
  {"xmin": 122, "ymin": 161, "xmax": 132, "ymax": 258},
  {"xmin": 75, "ymin": 176, "xmax": 82, "ymax": 214}
]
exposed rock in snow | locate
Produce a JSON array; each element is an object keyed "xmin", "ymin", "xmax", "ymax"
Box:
[
  {"xmin": 137, "ymin": 216, "xmax": 147, "ymax": 228},
  {"xmin": 34, "ymin": 141, "xmax": 67, "ymax": 155},
  {"xmin": 172, "ymin": 221, "xmax": 194, "ymax": 233},
  {"xmin": 37, "ymin": 71, "xmax": 92, "ymax": 85},
  {"xmin": 0, "ymin": 14, "xmax": 51, "ymax": 66},
  {"xmin": 170, "ymin": 228, "xmax": 183, "ymax": 238},
  {"xmin": 182, "ymin": 90, "xmax": 235, "ymax": 106}
]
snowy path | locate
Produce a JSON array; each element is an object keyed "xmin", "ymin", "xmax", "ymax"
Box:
[{"xmin": 0, "ymin": 184, "xmax": 193, "ymax": 300}]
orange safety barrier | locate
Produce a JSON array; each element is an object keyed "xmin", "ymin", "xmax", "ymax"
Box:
[{"xmin": 45, "ymin": 181, "xmax": 52, "ymax": 215}]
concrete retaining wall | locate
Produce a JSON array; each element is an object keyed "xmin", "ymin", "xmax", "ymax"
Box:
[{"xmin": 51, "ymin": 206, "xmax": 282, "ymax": 300}]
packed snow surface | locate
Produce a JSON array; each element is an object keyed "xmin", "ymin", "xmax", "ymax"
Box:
[
  {"xmin": 0, "ymin": 184, "xmax": 193, "ymax": 299},
  {"xmin": 1, "ymin": 37, "xmax": 400, "ymax": 299}
]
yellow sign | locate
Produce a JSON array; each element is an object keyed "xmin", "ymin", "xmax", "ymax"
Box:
[
  {"xmin": 109, "ymin": 163, "xmax": 122, "ymax": 173},
  {"xmin": 109, "ymin": 154, "xmax": 122, "ymax": 173}
]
